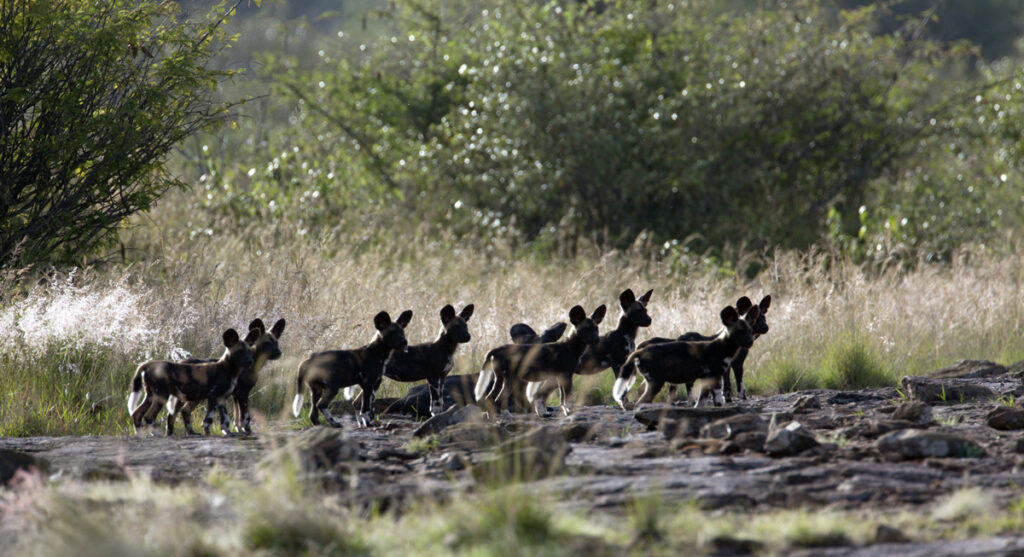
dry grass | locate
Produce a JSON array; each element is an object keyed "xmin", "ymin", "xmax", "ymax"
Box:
[{"xmin": 3, "ymin": 217, "xmax": 1024, "ymax": 434}]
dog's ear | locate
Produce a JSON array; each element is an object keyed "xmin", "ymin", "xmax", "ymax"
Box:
[
  {"xmin": 223, "ymin": 328, "xmax": 241, "ymax": 347},
  {"xmin": 271, "ymin": 318, "xmax": 286, "ymax": 338},
  {"xmin": 759, "ymin": 294, "xmax": 772, "ymax": 313},
  {"xmin": 459, "ymin": 304, "xmax": 475, "ymax": 321},
  {"xmin": 540, "ymin": 322, "xmax": 567, "ymax": 343},
  {"xmin": 591, "ymin": 304, "xmax": 608, "ymax": 325},
  {"xmin": 735, "ymin": 296, "xmax": 753, "ymax": 315},
  {"xmin": 744, "ymin": 305, "xmax": 761, "ymax": 322},
  {"xmin": 720, "ymin": 306, "xmax": 740, "ymax": 327},
  {"xmin": 618, "ymin": 289, "xmax": 636, "ymax": 310},
  {"xmin": 396, "ymin": 309, "xmax": 414, "ymax": 329},
  {"xmin": 248, "ymin": 318, "xmax": 266, "ymax": 333},
  {"xmin": 373, "ymin": 311, "xmax": 392, "ymax": 331},
  {"xmin": 244, "ymin": 327, "xmax": 262, "ymax": 344},
  {"xmin": 510, "ymin": 323, "xmax": 538, "ymax": 344},
  {"xmin": 568, "ymin": 305, "xmax": 586, "ymax": 326},
  {"xmin": 638, "ymin": 289, "xmax": 653, "ymax": 305},
  {"xmin": 440, "ymin": 304, "xmax": 457, "ymax": 324}
]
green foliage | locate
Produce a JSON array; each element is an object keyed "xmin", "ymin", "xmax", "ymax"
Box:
[
  {"xmin": 218, "ymin": 0, "xmax": 1024, "ymax": 260},
  {"xmin": 0, "ymin": 342, "xmax": 132, "ymax": 436},
  {"xmin": 0, "ymin": 0, "xmax": 244, "ymax": 268},
  {"xmin": 820, "ymin": 334, "xmax": 894, "ymax": 390}
]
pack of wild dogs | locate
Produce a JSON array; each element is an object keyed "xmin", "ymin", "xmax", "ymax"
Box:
[{"xmin": 126, "ymin": 289, "xmax": 771, "ymax": 436}]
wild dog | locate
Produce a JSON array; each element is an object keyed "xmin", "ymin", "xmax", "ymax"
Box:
[
  {"xmin": 378, "ymin": 304, "xmax": 474, "ymax": 416},
  {"xmin": 522, "ymin": 289, "xmax": 653, "ymax": 411},
  {"xmin": 292, "ymin": 310, "xmax": 413, "ymax": 428},
  {"xmin": 613, "ymin": 304, "xmax": 759, "ymax": 410},
  {"xmin": 674, "ymin": 295, "xmax": 770, "ymax": 402},
  {"xmin": 640, "ymin": 295, "xmax": 770, "ymax": 403},
  {"xmin": 127, "ymin": 328, "xmax": 261, "ymax": 435},
  {"xmin": 180, "ymin": 317, "xmax": 286, "ymax": 434},
  {"xmin": 475, "ymin": 304, "xmax": 607, "ymax": 416}
]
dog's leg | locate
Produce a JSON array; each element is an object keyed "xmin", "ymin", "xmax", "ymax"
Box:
[
  {"xmin": 318, "ymin": 387, "xmax": 344, "ymax": 428},
  {"xmin": 428, "ymin": 378, "xmax": 445, "ymax": 416}
]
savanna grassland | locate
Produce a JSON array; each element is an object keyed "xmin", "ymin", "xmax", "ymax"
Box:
[{"xmin": 5, "ymin": 0, "xmax": 1024, "ymax": 555}]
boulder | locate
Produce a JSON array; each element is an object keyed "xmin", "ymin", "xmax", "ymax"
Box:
[
  {"xmin": 764, "ymin": 420, "xmax": 819, "ymax": 457},
  {"xmin": 986, "ymin": 406, "xmax": 1024, "ymax": 431},
  {"xmin": 900, "ymin": 376, "xmax": 996, "ymax": 404},
  {"xmin": 926, "ymin": 359, "xmax": 1007, "ymax": 379},
  {"xmin": 875, "ymin": 429, "xmax": 984, "ymax": 459}
]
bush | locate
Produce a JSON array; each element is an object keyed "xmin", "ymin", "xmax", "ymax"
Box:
[
  {"xmin": 244, "ymin": 0, "xmax": 1024, "ymax": 259},
  {"xmin": 0, "ymin": 0, "xmax": 246, "ymax": 268}
]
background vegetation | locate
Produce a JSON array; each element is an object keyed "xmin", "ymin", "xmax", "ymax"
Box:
[{"xmin": 2, "ymin": 0, "xmax": 1024, "ymax": 435}]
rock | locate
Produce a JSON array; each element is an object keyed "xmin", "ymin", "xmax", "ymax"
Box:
[
  {"xmin": 986, "ymin": 406, "xmax": 1024, "ymax": 430},
  {"xmin": 437, "ymin": 422, "xmax": 507, "ymax": 447},
  {"xmin": 291, "ymin": 427, "xmax": 359, "ymax": 471},
  {"xmin": 1014, "ymin": 438, "xmax": 1024, "ymax": 454},
  {"xmin": 0, "ymin": 449, "xmax": 49, "ymax": 485},
  {"xmin": 700, "ymin": 414, "xmax": 768, "ymax": 440},
  {"xmin": 633, "ymin": 405, "xmax": 743, "ymax": 431},
  {"xmin": 792, "ymin": 394, "xmax": 821, "ymax": 413},
  {"xmin": 874, "ymin": 523, "xmax": 910, "ymax": 544},
  {"xmin": 764, "ymin": 421, "xmax": 819, "ymax": 457},
  {"xmin": 891, "ymin": 401, "xmax": 933, "ymax": 425},
  {"xmin": 875, "ymin": 429, "xmax": 984, "ymax": 459},
  {"xmin": 843, "ymin": 419, "xmax": 921, "ymax": 440},
  {"xmin": 926, "ymin": 359, "xmax": 1007, "ymax": 379},
  {"xmin": 901, "ymin": 376, "xmax": 996, "ymax": 404},
  {"xmin": 412, "ymin": 404, "xmax": 485, "ymax": 438}
]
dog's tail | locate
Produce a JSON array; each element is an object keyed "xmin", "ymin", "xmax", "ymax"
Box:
[
  {"xmin": 127, "ymin": 367, "xmax": 145, "ymax": 414},
  {"xmin": 474, "ymin": 353, "xmax": 498, "ymax": 402},
  {"xmin": 613, "ymin": 356, "xmax": 639, "ymax": 406},
  {"xmin": 291, "ymin": 363, "xmax": 306, "ymax": 418}
]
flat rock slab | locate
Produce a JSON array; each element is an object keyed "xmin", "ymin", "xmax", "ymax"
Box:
[{"xmin": 925, "ymin": 359, "xmax": 1007, "ymax": 379}]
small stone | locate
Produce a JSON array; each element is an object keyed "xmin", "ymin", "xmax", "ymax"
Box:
[
  {"xmin": 733, "ymin": 431, "xmax": 767, "ymax": 452},
  {"xmin": 699, "ymin": 414, "xmax": 768, "ymax": 440},
  {"xmin": 874, "ymin": 524, "xmax": 909, "ymax": 544},
  {"xmin": 986, "ymin": 406, "xmax": 1024, "ymax": 431},
  {"xmin": 891, "ymin": 401, "xmax": 933, "ymax": 425},
  {"xmin": 792, "ymin": 394, "xmax": 821, "ymax": 413},
  {"xmin": 764, "ymin": 420, "xmax": 819, "ymax": 457},
  {"xmin": 706, "ymin": 535, "xmax": 763, "ymax": 555},
  {"xmin": 438, "ymin": 451, "xmax": 466, "ymax": 471}
]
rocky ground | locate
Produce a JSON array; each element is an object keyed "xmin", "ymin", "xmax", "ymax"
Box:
[{"xmin": 4, "ymin": 359, "xmax": 1024, "ymax": 555}]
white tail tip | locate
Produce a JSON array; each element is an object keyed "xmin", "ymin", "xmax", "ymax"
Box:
[
  {"xmin": 474, "ymin": 367, "xmax": 494, "ymax": 402},
  {"xmin": 613, "ymin": 375, "xmax": 635, "ymax": 403},
  {"xmin": 342, "ymin": 386, "xmax": 359, "ymax": 401},
  {"xmin": 291, "ymin": 393, "xmax": 304, "ymax": 418},
  {"xmin": 127, "ymin": 391, "xmax": 141, "ymax": 414},
  {"xmin": 525, "ymin": 381, "xmax": 542, "ymax": 403}
]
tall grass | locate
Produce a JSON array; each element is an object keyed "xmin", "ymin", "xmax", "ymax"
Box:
[{"xmin": 3, "ymin": 218, "xmax": 1024, "ymax": 434}]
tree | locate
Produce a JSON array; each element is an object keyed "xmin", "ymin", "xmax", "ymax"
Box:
[{"xmin": 0, "ymin": 0, "xmax": 250, "ymax": 268}]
